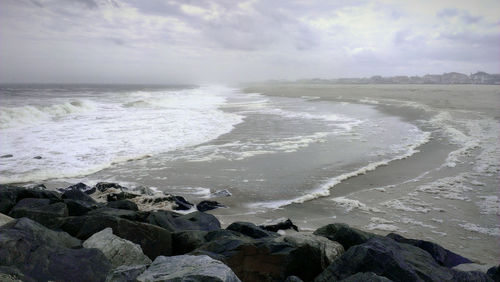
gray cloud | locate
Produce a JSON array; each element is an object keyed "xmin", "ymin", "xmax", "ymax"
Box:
[{"xmin": 0, "ymin": 0, "xmax": 499, "ymax": 83}]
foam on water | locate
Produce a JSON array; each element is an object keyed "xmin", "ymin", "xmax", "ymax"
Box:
[
  {"xmin": 249, "ymin": 129, "xmax": 431, "ymax": 209},
  {"xmin": 0, "ymin": 86, "xmax": 243, "ymax": 183}
]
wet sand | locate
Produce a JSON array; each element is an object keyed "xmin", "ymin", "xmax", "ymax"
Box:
[{"xmin": 212, "ymin": 83, "xmax": 500, "ymax": 265}]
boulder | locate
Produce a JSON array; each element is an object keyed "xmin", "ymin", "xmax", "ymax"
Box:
[
  {"xmin": 197, "ymin": 200, "xmax": 226, "ymax": 212},
  {"xmin": 95, "ymin": 182, "xmax": 126, "ymax": 193},
  {"xmin": 314, "ymin": 223, "xmax": 379, "ymax": 250},
  {"xmin": 136, "ymin": 255, "xmax": 240, "ymax": 282},
  {"xmin": 487, "ymin": 265, "xmax": 499, "ymax": 281},
  {"xmin": 62, "ymin": 188, "xmax": 96, "ymax": 203},
  {"xmin": 452, "ymin": 263, "xmax": 491, "ymax": 273},
  {"xmin": 314, "ymin": 237, "xmax": 491, "ymax": 282},
  {"xmin": 106, "ymin": 264, "xmax": 147, "ymax": 282},
  {"xmin": 60, "ymin": 214, "xmax": 172, "ymax": 259},
  {"xmin": 8, "ymin": 198, "xmax": 68, "ymax": 228},
  {"xmin": 192, "ymin": 236, "xmax": 322, "ymax": 281},
  {"xmin": 172, "ymin": 196, "xmax": 194, "ymax": 210},
  {"xmin": 0, "ymin": 213, "xmax": 13, "ymax": 226},
  {"xmin": 0, "ymin": 266, "xmax": 35, "ymax": 282},
  {"xmin": 107, "ymin": 191, "xmax": 138, "ymax": 202},
  {"xmin": 387, "ymin": 233, "xmax": 472, "ymax": 267},
  {"xmin": 278, "ymin": 233, "xmax": 344, "ymax": 270},
  {"xmin": 87, "ymin": 207, "xmax": 149, "ymax": 222},
  {"xmin": 226, "ymin": 221, "xmax": 278, "ymax": 239},
  {"xmin": 0, "ymin": 185, "xmax": 61, "ymax": 214},
  {"xmin": 146, "ymin": 210, "xmax": 221, "ymax": 232},
  {"xmin": 0, "ymin": 218, "xmax": 109, "ymax": 282},
  {"xmin": 172, "ymin": 230, "xmax": 208, "ymax": 255},
  {"xmin": 106, "ymin": 200, "xmax": 138, "ymax": 211},
  {"xmin": 260, "ymin": 219, "xmax": 299, "ymax": 232},
  {"xmin": 63, "ymin": 182, "xmax": 95, "ymax": 194},
  {"xmin": 83, "ymin": 228, "xmax": 151, "ymax": 267},
  {"xmin": 339, "ymin": 272, "xmax": 393, "ymax": 282},
  {"xmin": 285, "ymin": 276, "xmax": 304, "ymax": 282},
  {"xmin": 0, "ymin": 186, "xmax": 19, "ymax": 214},
  {"xmin": 64, "ymin": 199, "xmax": 97, "ymax": 216}
]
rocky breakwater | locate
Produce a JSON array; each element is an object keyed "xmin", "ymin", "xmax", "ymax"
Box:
[{"xmin": 0, "ymin": 182, "xmax": 498, "ymax": 282}]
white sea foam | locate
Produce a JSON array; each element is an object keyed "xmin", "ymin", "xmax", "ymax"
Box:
[
  {"xmin": 0, "ymin": 86, "xmax": 244, "ymax": 184},
  {"xmin": 365, "ymin": 217, "xmax": 400, "ymax": 232},
  {"xmin": 416, "ymin": 173, "xmax": 472, "ymax": 201},
  {"xmin": 476, "ymin": 196, "xmax": 500, "ymax": 215},
  {"xmin": 459, "ymin": 223, "xmax": 500, "ymax": 237},
  {"xmin": 0, "ymin": 99, "xmax": 96, "ymax": 129},
  {"xmin": 331, "ymin": 197, "xmax": 383, "ymax": 213},
  {"xmin": 250, "ymin": 129, "xmax": 431, "ymax": 209}
]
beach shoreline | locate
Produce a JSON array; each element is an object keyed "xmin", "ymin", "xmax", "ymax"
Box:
[{"xmin": 232, "ymin": 83, "xmax": 500, "ymax": 265}]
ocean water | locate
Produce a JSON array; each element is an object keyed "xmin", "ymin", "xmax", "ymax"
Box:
[{"xmin": 0, "ymin": 84, "xmax": 429, "ymax": 208}]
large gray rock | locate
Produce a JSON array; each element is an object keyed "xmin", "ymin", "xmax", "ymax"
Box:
[
  {"xmin": 386, "ymin": 233, "xmax": 472, "ymax": 268},
  {"xmin": 136, "ymin": 255, "xmax": 240, "ymax": 282},
  {"xmin": 106, "ymin": 264, "xmax": 147, "ymax": 282},
  {"xmin": 226, "ymin": 221, "xmax": 278, "ymax": 239},
  {"xmin": 339, "ymin": 272, "xmax": 393, "ymax": 282},
  {"xmin": 278, "ymin": 233, "xmax": 344, "ymax": 269},
  {"xmin": 0, "ymin": 213, "xmax": 13, "ymax": 226},
  {"xmin": 147, "ymin": 210, "xmax": 221, "ymax": 232},
  {"xmin": 0, "ymin": 185, "xmax": 61, "ymax": 214},
  {"xmin": 60, "ymin": 214, "xmax": 172, "ymax": 259},
  {"xmin": 192, "ymin": 235, "xmax": 327, "ymax": 281},
  {"xmin": 0, "ymin": 218, "xmax": 110, "ymax": 282},
  {"xmin": 83, "ymin": 227, "xmax": 152, "ymax": 267},
  {"xmin": 314, "ymin": 237, "xmax": 492, "ymax": 282},
  {"xmin": 62, "ymin": 188, "xmax": 96, "ymax": 203},
  {"xmin": 172, "ymin": 230, "xmax": 208, "ymax": 255},
  {"xmin": 314, "ymin": 223, "xmax": 379, "ymax": 250},
  {"xmin": 8, "ymin": 198, "xmax": 68, "ymax": 228}
]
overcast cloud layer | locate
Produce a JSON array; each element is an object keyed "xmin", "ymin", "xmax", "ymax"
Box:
[{"xmin": 1, "ymin": 0, "xmax": 499, "ymax": 83}]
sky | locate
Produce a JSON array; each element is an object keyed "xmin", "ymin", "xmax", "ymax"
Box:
[{"xmin": 0, "ymin": 0, "xmax": 499, "ymax": 84}]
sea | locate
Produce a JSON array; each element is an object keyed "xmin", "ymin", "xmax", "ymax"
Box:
[
  {"xmin": 0, "ymin": 84, "xmax": 428, "ymax": 205},
  {"xmin": 1, "ymin": 84, "xmax": 498, "ymax": 264}
]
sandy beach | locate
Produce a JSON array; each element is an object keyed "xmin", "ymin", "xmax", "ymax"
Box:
[{"xmin": 205, "ymin": 83, "xmax": 500, "ymax": 265}]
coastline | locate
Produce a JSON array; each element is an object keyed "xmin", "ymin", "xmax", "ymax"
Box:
[{"xmin": 234, "ymin": 83, "xmax": 500, "ymax": 265}]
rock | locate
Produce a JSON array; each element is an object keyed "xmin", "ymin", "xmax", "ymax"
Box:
[
  {"xmin": 8, "ymin": 198, "xmax": 68, "ymax": 228},
  {"xmin": 107, "ymin": 191, "xmax": 138, "ymax": 202},
  {"xmin": 260, "ymin": 218, "xmax": 299, "ymax": 232},
  {"xmin": 0, "ymin": 186, "xmax": 19, "ymax": 214},
  {"xmin": 387, "ymin": 233, "xmax": 472, "ymax": 268},
  {"xmin": 172, "ymin": 195, "xmax": 194, "ymax": 210},
  {"xmin": 64, "ymin": 182, "xmax": 95, "ymax": 194},
  {"xmin": 147, "ymin": 210, "xmax": 221, "ymax": 232},
  {"xmin": 172, "ymin": 230, "xmax": 208, "ymax": 255},
  {"xmin": 339, "ymin": 272, "xmax": 393, "ymax": 282},
  {"xmin": 0, "ymin": 218, "xmax": 109, "ymax": 282},
  {"xmin": 197, "ymin": 200, "xmax": 226, "ymax": 212},
  {"xmin": 453, "ymin": 263, "xmax": 491, "ymax": 273},
  {"xmin": 106, "ymin": 264, "xmax": 147, "ymax": 282},
  {"xmin": 0, "ymin": 213, "xmax": 14, "ymax": 226},
  {"xmin": 0, "ymin": 185, "xmax": 62, "ymax": 212},
  {"xmin": 212, "ymin": 189, "xmax": 232, "ymax": 198},
  {"xmin": 314, "ymin": 237, "xmax": 491, "ymax": 282},
  {"xmin": 106, "ymin": 200, "xmax": 139, "ymax": 211},
  {"xmin": 487, "ymin": 265, "xmax": 499, "ymax": 281},
  {"xmin": 60, "ymin": 214, "xmax": 172, "ymax": 259},
  {"xmin": 314, "ymin": 223, "xmax": 379, "ymax": 250},
  {"xmin": 452, "ymin": 270, "xmax": 493, "ymax": 282},
  {"xmin": 83, "ymin": 228, "xmax": 152, "ymax": 267},
  {"xmin": 0, "ymin": 154, "xmax": 13, "ymax": 158},
  {"xmin": 63, "ymin": 188, "xmax": 96, "ymax": 203},
  {"xmin": 95, "ymin": 182, "xmax": 126, "ymax": 193},
  {"xmin": 33, "ymin": 156, "xmax": 42, "ymax": 159},
  {"xmin": 285, "ymin": 276, "xmax": 304, "ymax": 282},
  {"xmin": 226, "ymin": 221, "xmax": 278, "ymax": 239},
  {"xmin": 136, "ymin": 255, "xmax": 241, "ymax": 282},
  {"xmin": 204, "ymin": 229, "xmax": 247, "ymax": 242},
  {"xmin": 278, "ymin": 233, "xmax": 344, "ymax": 270},
  {"xmin": 64, "ymin": 199, "xmax": 97, "ymax": 216},
  {"xmin": 192, "ymin": 236, "xmax": 321, "ymax": 281},
  {"xmin": 0, "ymin": 266, "xmax": 35, "ymax": 282},
  {"xmin": 132, "ymin": 186, "xmax": 157, "ymax": 196}
]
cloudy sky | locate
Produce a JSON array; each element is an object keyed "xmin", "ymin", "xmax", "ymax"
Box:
[{"xmin": 1, "ymin": 0, "xmax": 499, "ymax": 83}]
